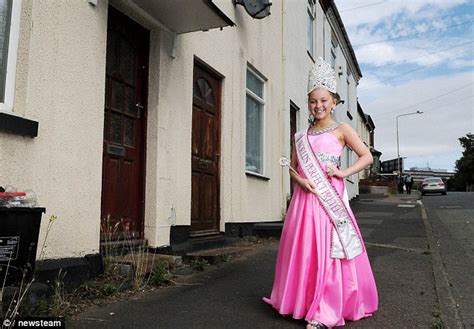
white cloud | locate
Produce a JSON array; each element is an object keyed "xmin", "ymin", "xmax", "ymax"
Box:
[
  {"xmin": 334, "ymin": 0, "xmax": 474, "ymax": 170},
  {"xmin": 355, "ymin": 43, "xmax": 397, "ymax": 65},
  {"xmin": 362, "ymin": 72, "xmax": 473, "ymax": 170},
  {"xmin": 336, "ymin": 0, "xmax": 470, "ymax": 29},
  {"xmin": 448, "ymin": 57, "xmax": 474, "ymax": 70}
]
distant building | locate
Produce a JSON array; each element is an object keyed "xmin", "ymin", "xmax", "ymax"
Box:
[
  {"xmin": 371, "ymin": 149, "xmax": 383, "ymax": 176},
  {"xmin": 356, "ymin": 102, "xmax": 381, "ymax": 178},
  {"xmin": 405, "ymin": 167, "xmax": 455, "ymax": 182},
  {"xmin": 381, "ymin": 158, "xmax": 405, "ymax": 174}
]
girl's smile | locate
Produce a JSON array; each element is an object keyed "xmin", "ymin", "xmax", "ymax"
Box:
[{"xmin": 308, "ymin": 88, "xmax": 337, "ymax": 121}]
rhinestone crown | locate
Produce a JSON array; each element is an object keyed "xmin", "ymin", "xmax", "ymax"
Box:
[{"xmin": 307, "ymin": 57, "xmax": 337, "ymax": 95}]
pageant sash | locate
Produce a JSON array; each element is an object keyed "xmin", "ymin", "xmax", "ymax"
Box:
[{"xmin": 295, "ymin": 130, "xmax": 363, "ymax": 259}]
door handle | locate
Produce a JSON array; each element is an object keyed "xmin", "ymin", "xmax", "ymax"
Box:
[{"xmin": 136, "ymin": 103, "xmax": 144, "ymax": 118}]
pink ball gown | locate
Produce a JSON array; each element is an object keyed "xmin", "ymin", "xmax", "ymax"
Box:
[{"xmin": 263, "ymin": 131, "xmax": 378, "ymax": 328}]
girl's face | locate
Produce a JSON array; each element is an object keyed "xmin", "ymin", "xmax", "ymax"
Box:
[{"xmin": 308, "ymin": 88, "xmax": 337, "ymax": 122}]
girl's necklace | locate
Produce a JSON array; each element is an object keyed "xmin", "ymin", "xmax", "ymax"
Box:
[{"xmin": 308, "ymin": 121, "xmax": 340, "ymax": 135}]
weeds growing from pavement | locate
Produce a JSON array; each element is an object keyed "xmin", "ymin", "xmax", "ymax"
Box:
[
  {"xmin": 100, "ymin": 216, "xmax": 157, "ymax": 291},
  {"xmin": 123, "ymin": 238, "xmax": 154, "ymax": 291},
  {"xmin": 149, "ymin": 261, "xmax": 171, "ymax": 286},
  {"xmin": 190, "ymin": 258, "xmax": 209, "ymax": 271},
  {"xmin": 100, "ymin": 215, "xmax": 120, "ymax": 275},
  {"xmin": 50, "ymin": 269, "xmax": 69, "ymax": 317}
]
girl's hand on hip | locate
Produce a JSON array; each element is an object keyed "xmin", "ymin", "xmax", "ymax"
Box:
[{"xmin": 326, "ymin": 165, "xmax": 346, "ymax": 178}]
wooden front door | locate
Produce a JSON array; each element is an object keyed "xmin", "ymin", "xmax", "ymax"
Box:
[
  {"xmin": 191, "ymin": 61, "xmax": 221, "ymax": 236},
  {"xmin": 101, "ymin": 7, "xmax": 149, "ymax": 240}
]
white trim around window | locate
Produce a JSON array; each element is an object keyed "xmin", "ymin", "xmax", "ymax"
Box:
[
  {"xmin": 0, "ymin": 0, "xmax": 21, "ymax": 113},
  {"xmin": 346, "ymin": 77, "xmax": 351, "ymax": 113},
  {"xmin": 307, "ymin": 0, "xmax": 315, "ymax": 58},
  {"xmin": 245, "ymin": 65, "xmax": 267, "ymax": 176}
]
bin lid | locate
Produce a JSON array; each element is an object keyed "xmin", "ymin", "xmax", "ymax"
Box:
[
  {"xmin": 0, "ymin": 192, "xmax": 26, "ymax": 197},
  {"xmin": 0, "ymin": 207, "xmax": 46, "ymax": 213}
]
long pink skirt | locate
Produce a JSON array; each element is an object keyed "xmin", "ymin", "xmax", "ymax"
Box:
[{"xmin": 263, "ymin": 178, "xmax": 378, "ymax": 327}]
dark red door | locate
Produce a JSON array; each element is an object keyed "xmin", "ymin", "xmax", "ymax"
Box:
[
  {"xmin": 101, "ymin": 7, "xmax": 149, "ymax": 240},
  {"xmin": 191, "ymin": 61, "xmax": 221, "ymax": 236}
]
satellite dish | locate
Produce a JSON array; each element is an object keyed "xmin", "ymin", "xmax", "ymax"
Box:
[{"xmin": 234, "ymin": 0, "xmax": 272, "ymax": 19}]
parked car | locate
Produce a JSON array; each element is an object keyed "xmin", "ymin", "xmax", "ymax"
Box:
[{"xmin": 421, "ymin": 177, "xmax": 447, "ymax": 196}]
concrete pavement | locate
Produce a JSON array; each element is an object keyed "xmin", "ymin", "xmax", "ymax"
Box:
[
  {"xmin": 422, "ymin": 192, "xmax": 474, "ymax": 328},
  {"xmin": 70, "ymin": 192, "xmax": 452, "ymax": 328}
]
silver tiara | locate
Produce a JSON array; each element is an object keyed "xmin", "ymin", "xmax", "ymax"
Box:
[{"xmin": 307, "ymin": 57, "xmax": 337, "ymax": 95}]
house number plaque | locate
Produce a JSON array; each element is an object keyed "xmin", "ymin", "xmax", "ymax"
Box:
[{"xmin": 0, "ymin": 236, "xmax": 20, "ymax": 261}]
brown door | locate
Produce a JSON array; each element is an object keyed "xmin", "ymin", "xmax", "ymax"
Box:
[
  {"xmin": 191, "ymin": 60, "xmax": 221, "ymax": 236},
  {"xmin": 101, "ymin": 7, "xmax": 149, "ymax": 240}
]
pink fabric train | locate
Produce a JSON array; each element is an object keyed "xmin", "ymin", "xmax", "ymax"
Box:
[{"xmin": 263, "ymin": 132, "xmax": 378, "ymax": 328}]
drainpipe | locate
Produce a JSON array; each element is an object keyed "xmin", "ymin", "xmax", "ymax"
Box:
[{"xmin": 281, "ymin": 0, "xmax": 287, "ymax": 213}]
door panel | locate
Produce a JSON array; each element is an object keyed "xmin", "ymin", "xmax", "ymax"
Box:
[
  {"xmin": 101, "ymin": 7, "xmax": 149, "ymax": 240},
  {"xmin": 191, "ymin": 62, "xmax": 221, "ymax": 236}
]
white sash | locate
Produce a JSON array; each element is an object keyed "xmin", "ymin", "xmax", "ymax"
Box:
[{"xmin": 295, "ymin": 130, "xmax": 363, "ymax": 259}]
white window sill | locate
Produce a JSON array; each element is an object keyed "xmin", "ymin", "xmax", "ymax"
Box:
[{"xmin": 245, "ymin": 171, "xmax": 270, "ymax": 181}]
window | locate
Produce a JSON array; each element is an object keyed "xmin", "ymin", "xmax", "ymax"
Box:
[
  {"xmin": 246, "ymin": 67, "xmax": 266, "ymax": 175},
  {"xmin": 307, "ymin": 0, "xmax": 315, "ymax": 57},
  {"xmin": 0, "ymin": 0, "xmax": 21, "ymax": 111},
  {"xmin": 346, "ymin": 77, "xmax": 350, "ymax": 112},
  {"xmin": 330, "ymin": 39, "xmax": 337, "ymax": 69}
]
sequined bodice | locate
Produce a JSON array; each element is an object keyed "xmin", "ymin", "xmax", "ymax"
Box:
[{"xmin": 309, "ymin": 132, "xmax": 344, "ymax": 168}]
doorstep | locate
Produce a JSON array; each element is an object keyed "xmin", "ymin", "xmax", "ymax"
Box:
[
  {"xmin": 158, "ymin": 234, "xmax": 241, "ymax": 256},
  {"xmin": 110, "ymin": 253, "xmax": 183, "ymax": 275},
  {"xmin": 184, "ymin": 245, "xmax": 255, "ymax": 265}
]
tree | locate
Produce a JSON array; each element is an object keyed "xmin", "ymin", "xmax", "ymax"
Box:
[{"xmin": 452, "ymin": 133, "xmax": 474, "ymax": 191}]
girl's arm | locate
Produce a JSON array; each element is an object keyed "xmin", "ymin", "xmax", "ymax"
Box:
[
  {"xmin": 290, "ymin": 142, "xmax": 316, "ymax": 193},
  {"xmin": 330, "ymin": 123, "xmax": 373, "ymax": 178}
]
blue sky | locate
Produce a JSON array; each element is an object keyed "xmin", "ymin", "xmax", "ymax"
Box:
[{"xmin": 334, "ymin": 0, "xmax": 474, "ymax": 171}]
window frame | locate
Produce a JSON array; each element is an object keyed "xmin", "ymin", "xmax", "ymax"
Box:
[
  {"xmin": 307, "ymin": 0, "xmax": 315, "ymax": 58},
  {"xmin": 330, "ymin": 40, "xmax": 337, "ymax": 70},
  {"xmin": 245, "ymin": 65, "xmax": 267, "ymax": 177},
  {"xmin": 346, "ymin": 76, "xmax": 350, "ymax": 112},
  {"xmin": 0, "ymin": 0, "xmax": 21, "ymax": 114}
]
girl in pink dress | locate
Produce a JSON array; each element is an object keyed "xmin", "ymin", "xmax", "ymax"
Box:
[{"xmin": 263, "ymin": 58, "xmax": 378, "ymax": 328}]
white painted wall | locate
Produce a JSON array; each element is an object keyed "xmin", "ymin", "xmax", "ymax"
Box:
[
  {"xmin": 145, "ymin": 1, "xmax": 285, "ymax": 247},
  {"xmin": 111, "ymin": 0, "xmax": 285, "ymax": 247},
  {"xmin": 0, "ymin": 0, "xmax": 108, "ymax": 259},
  {"xmin": 1, "ymin": 0, "xmax": 286, "ymax": 256},
  {"xmin": 1, "ymin": 0, "xmax": 362, "ymax": 259}
]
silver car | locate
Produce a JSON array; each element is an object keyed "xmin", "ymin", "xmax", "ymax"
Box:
[{"xmin": 421, "ymin": 177, "xmax": 447, "ymax": 196}]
